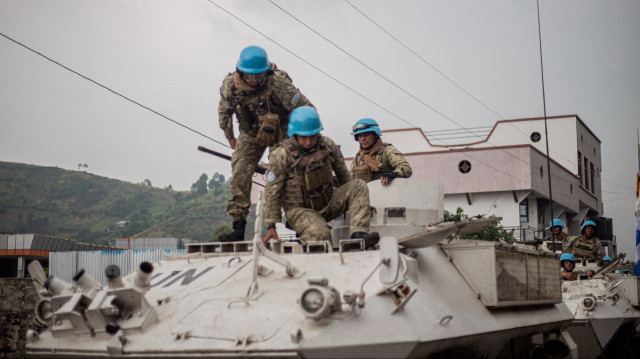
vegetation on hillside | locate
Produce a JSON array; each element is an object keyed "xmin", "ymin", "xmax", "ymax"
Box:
[{"xmin": 0, "ymin": 162, "xmax": 255, "ymax": 245}]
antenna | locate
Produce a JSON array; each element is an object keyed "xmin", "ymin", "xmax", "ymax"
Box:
[{"xmin": 537, "ymin": 0, "xmax": 555, "ymax": 247}]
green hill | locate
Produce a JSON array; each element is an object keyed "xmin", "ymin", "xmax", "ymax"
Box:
[{"xmin": 0, "ymin": 162, "xmax": 253, "ymax": 245}]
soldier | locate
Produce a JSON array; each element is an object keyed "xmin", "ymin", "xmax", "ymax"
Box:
[
  {"xmin": 566, "ymin": 220, "xmax": 604, "ymax": 266},
  {"xmin": 261, "ymin": 107, "xmax": 379, "ymax": 248},
  {"xmin": 350, "ymin": 118, "xmax": 412, "ymax": 186},
  {"xmin": 560, "ymin": 252, "xmax": 576, "ymax": 281},
  {"xmin": 549, "ymin": 219, "xmax": 569, "ymax": 247},
  {"xmin": 218, "ymin": 45, "xmax": 313, "ymax": 242}
]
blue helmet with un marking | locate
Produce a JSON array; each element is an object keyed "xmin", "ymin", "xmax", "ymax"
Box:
[
  {"xmin": 352, "ymin": 118, "xmax": 382, "ymax": 141},
  {"xmin": 560, "ymin": 252, "xmax": 575, "ymax": 264},
  {"xmin": 236, "ymin": 46, "xmax": 270, "ymax": 74},
  {"xmin": 288, "ymin": 106, "xmax": 322, "ymax": 137},
  {"xmin": 581, "ymin": 220, "xmax": 597, "ymax": 234},
  {"xmin": 550, "ymin": 219, "xmax": 565, "ymax": 229}
]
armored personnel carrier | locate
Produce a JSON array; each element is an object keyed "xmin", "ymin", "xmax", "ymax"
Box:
[
  {"xmin": 557, "ymin": 255, "xmax": 640, "ymax": 358},
  {"xmin": 26, "ymin": 179, "xmax": 579, "ymax": 358}
]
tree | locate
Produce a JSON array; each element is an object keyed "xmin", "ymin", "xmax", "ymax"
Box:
[
  {"xmin": 208, "ymin": 172, "xmax": 226, "ymax": 196},
  {"xmin": 190, "ymin": 174, "xmax": 209, "ymax": 198},
  {"xmin": 143, "ymin": 179, "xmax": 152, "ymax": 187},
  {"xmin": 444, "ymin": 207, "xmax": 515, "ymax": 242}
]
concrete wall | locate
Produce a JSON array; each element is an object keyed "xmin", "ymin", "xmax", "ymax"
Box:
[
  {"xmin": 443, "ymin": 191, "xmax": 525, "ymax": 227},
  {"xmin": 0, "ymin": 278, "xmax": 44, "ymax": 358},
  {"xmin": 404, "ymin": 146, "xmax": 533, "ymax": 194}
]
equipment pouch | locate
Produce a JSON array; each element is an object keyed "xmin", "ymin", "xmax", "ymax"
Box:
[
  {"xmin": 352, "ymin": 163, "xmax": 373, "ymax": 182},
  {"xmin": 256, "ymin": 113, "xmax": 281, "ymax": 147},
  {"xmin": 304, "ymin": 162, "xmax": 333, "ymax": 211}
]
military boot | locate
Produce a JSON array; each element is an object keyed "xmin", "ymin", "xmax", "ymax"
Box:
[
  {"xmin": 218, "ymin": 219, "xmax": 246, "ymax": 242},
  {"xmin": 350, "ymin": 231, "xmax": 380, "ymax": 250}
]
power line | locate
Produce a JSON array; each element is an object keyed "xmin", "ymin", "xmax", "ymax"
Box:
[
  {"xmin": 344, "ymin": 0, "xmax": 505, "ymax": 121},
  {"xmin": 602, "ymin": 177, "xmax": 635, "ymax": 191},
  {"xmin": 344, "ymin": 0, "xmax": 585, "ymax": 170},
  {"xmin": 274, "ymin": 0, "xmax": 619, "ymax": 197},
  {"xmin": 267, "ymin": 0, "xmax": 467, "ymax": 132},
  {"xmin": 0, "ymin": 31, "xmax": 230, "ymax": 150},
  {"xmin": 265, "ymin": 0, "xmax": 566, "ymax": 186}
]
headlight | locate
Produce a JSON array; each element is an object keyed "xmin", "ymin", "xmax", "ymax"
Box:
[
  {"xmin": 35, "ymin": 299, "xmax": 54, "ymax": 325},
  {"xmin": 582, "ymin": 296, "xmax": 597, "ymax": 311},
  {"xmin": 299, "ymin": 286, "xmax": 335, "ymax": 320}
]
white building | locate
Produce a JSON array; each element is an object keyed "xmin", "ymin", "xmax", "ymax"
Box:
[{"xmin": 347, "ymin": 115, "xmax": 612, "ymax": 253}]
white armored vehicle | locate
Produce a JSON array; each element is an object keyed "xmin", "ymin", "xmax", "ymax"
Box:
[
  {"xmin": 27, "ymin": 179, "xmax": 587, "ymax": 358},
  {"xmin": 559, "ymin": 255, "xmax": 640, "ymax": 358}
]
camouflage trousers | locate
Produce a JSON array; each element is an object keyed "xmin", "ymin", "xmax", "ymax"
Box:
[
  {"xmin": 285, "ymin": 179, "xmax": 370, "ymax": 245},
  {"xmin": 227, "ymin": 132, "xmax": 267, "ymax": 221}
]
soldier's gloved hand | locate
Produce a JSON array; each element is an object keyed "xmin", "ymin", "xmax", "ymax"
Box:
[{"xmin": 381, "ymin": 171, "xmax": 399, "ymax": 186}]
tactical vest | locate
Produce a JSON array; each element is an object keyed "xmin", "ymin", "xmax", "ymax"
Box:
[
  {"xmin": 282, "ymin": 137, "xmax": 333, "ymax": 211},
  {"xmin": 352, "ymin": 144, "xmax": 394, "ymax": 182},
  {"xmin": 570, "ymin": 236, "xmax": 600, "ymax": 262},
  {"xmin": 229, "ymin": 72, "xmax": 285, "ymax": 136}
]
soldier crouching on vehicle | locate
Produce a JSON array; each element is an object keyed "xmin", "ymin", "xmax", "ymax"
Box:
[
  {"xmin": 261, "ymin": 107, "xmax": 380, "ymax": 249},
  {"xmin": 218, "ymin": 45, "xmax": 313, "ymax": 242},
  {"xmin": 350, "ymin": 118, "xmax": 412, "ymax": 186}
]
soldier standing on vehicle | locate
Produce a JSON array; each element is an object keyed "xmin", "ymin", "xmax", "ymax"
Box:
[
  {"xmin": 261, "ymin": 107, "xmax": 379, "ymax": 249},
  {"xmin": 566, "ymin": 220, "xmax": 604, "ymax": 266},
  {"xmin": 218, "ymin": 45, "xmax": 313, "ymax": 242},
  {"xmin": 350, "ymin": 118, "xmax": 412, "ymax": 186}
]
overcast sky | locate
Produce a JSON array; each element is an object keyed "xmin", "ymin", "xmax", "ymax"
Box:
[{"xmin": 1, "ymin": 0, "xmax": 638, "ymax": 256}]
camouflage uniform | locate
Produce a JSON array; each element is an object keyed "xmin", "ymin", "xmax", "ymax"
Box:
[
  {"xmin": 566, "ymin": 235, "xmax": 604, "ymax": 265},
  {"xmin": 218, "ymin": 65, "xmax": 313, "ymax": 221},
  {"xmin": 350, "ymin": 142, "xmax": 412, "ymax": 182},
  {"xmin": 554, "ymin": 232, "xmax": 570, "ymax": 249},
  {"xmin": 265, "ymin": 136, "xmax": 371, "ymax": 244}
]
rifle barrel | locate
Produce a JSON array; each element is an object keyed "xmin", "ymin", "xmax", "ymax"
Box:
[{"xmin": 198, "ymin": 146, "xmax": 266, "ymax": 175}]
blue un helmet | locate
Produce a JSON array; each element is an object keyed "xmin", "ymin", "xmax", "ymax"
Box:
[
  {"xmin": 288, "ymin": 106, "xmax": 323, "ymax": 137},
  {"xmin": 352, "ymin": 118, "xmax": 382, "ymax": 141},
  {"xmin": 236, "ymin": 46, "xmax": 271, "ymax": 74},
  {"xmin": 550, "ymin": 219, "xmax": 565, "ymax": 229},
  {"xmin": 560, "ymin": 252, "xmax": 576, "ymax": 266},
  {"xmin": 603, "ymin": 256, "xmax": 612, "ymax": 262},
  {"xmin": 581, "ymin": 220, "xmax": 597, "ymax": 234}
]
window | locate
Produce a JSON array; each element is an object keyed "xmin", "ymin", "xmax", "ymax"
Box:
[
  {"xmin": 590, "ymin": 163, "xmax": 595, "ymax": 193},
  {"xmin": 578, "ymin": 152, "xmax": 583, "ymax": 186},
  {"xmin": 519, "ymin": 199, "xmax": 529, "ymax": 223},
  {"xmin": 584, "ymin": 156, "xmax": 589, "ymax": 190},
  {"xmin": 530, "ymin": 132, "xmax": 541, "ymax": 142},
  {"xmin": 458, "ymin": 160, "xmax": 472, "ymax": 174}
]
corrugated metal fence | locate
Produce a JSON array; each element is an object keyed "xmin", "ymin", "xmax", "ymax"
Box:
[{"xmin": 50, "ymin": 249, "xmax": 185, "ymax": 284}]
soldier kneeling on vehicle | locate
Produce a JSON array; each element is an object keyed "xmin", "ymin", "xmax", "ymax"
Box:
[{"xmin": 261, "ymin": 107, "xmax": 379, "ymax": 249}]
